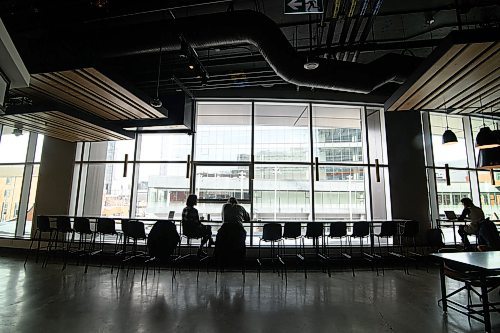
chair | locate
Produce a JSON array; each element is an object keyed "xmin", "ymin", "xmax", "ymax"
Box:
[
  {"xmin": 399, "ymin": 220, "xmax": 422, "ymax": 271},
  {"xmin": 346, "ymin": 221, "xmax": 377, "ymax": 276},
  {"xmin": 62, "ymin": 217, "xmax": 94, "ymax": 271},
  {"xmin": 44, "ymin": 216, "xmax": 74, "ymax": 267},
  {"xmin": 257, "ymin": 223, "xmax": 285, "ymax": 281},
  {"xmin": 324, "ymin": 222, "xmax": 348, "ymax": 277},
  {"xmin": 373, "ymin": 221, "xmax": 398, "ymax": 275},
  {"xmin": 24, "ymin": 216, "xmax": 55, "ymax": 267},
  {"xmin": 91, "ymin": 218, "xmax": 122, "ymax": 267},
  {"xmin": 210, "ymin": 223, "xmax": 247, "ymax": 284},
  {"xmin": 282, "ymin": 222, "xmax": 306, "ymax": 277},
  {"xmin": 116, "ymin": 220, "xmax": 147, "ymax": 277},
  {"xmin": 143, "ymin": 220, "xmax": 180, "ymax": 281},
  {"xmin": 303, "ymin": 223, "xmax": 328, "ymax": 275}
]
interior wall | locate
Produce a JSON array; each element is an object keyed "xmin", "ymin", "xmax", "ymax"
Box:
[
  {"xmin": 385, "ymin": 111, "xmax": 431, "ymax": 241},
  {"xmin": 32, "ymin": 137, "xmax": 76, "ymax": 231}
]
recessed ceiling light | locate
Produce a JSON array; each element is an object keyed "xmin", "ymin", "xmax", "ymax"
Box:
[
  {"xmin": 149, "ymin": 98, "xmax": 162, "ymax": 108},
  {"xmin": 304, "ymin": 61, "xmax": 319, "ymax": 70}
]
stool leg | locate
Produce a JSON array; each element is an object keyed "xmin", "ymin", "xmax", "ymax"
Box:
[{"xmin": 24, "ymin": 229, "xmax": 38, "ymax": 267}]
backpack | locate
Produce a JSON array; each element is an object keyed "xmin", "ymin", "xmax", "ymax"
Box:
[{"xmin": 147, "ymin": 220, "xmax": 180, "ymax": 261}]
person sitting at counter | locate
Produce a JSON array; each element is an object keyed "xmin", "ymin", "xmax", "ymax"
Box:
[
  {"xmin": 476, "ymin": 218, "xmax": 500, "ymax": 251},
  {"xmin": 182, "ymin": 194, "xmax": 214, "ymax": 257},
  {"xmin": 221, "ymin": 197, "xmax": 250, "ymax": 225},
  {"xmin": 457, "ymin": 197, "xmax": 484, "ymax": 249}
]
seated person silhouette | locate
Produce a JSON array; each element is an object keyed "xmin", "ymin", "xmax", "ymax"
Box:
[
  {"xmin": 221, "ymin": 197, "xmax": 250, "ymax": 225},
  {"xmin": 457, "ymin": 197, "xmax": 484, "ymax": 249},
  {"xmin": 181, "ymin": 194, "xmax": 214, "ymax": 257}
]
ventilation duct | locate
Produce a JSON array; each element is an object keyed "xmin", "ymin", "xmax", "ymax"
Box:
[{"xmin": 17, "ymin": 11, "xmax": 419, "ymax": 94}]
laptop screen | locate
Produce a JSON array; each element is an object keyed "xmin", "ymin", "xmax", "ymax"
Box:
[
  {"xmin": 168, "ymin": 211, "xmax": 175, "ymax": 219},
  {"xmin": 444, "ymin": 211, "xmax": 457, "ymax": 220}
]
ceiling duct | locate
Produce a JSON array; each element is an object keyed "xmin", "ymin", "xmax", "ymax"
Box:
[{"xmin": 16, "ymin": 10, "xmax": 419, "ymax": 94}]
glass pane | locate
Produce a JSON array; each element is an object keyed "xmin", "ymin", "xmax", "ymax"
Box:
[
  {"xmin": 82, "ymin": 164, "xmax": 132, "ymax": 217},
  {"xmin": 34, "ymin": 134, "xmax": 44, "ymax": 163},
  {"xmin": 134, "ymin": 163, "xmax": 190, "ymax": 219},
  {"xmin": 430, "ymin": 114, "xmax": 468, "ymax": 167},
  {"xmin": 195, "ymin": 165, "xmax": 250, "ymax": 201},
  {"xmin": 478, "ymin": 170, "xmax": 500, "ymax": 219},
  {"xmin": 25, "ymin": 165, "xmax": 40, "ymax": 236},
  {"xmin": 195, "ymin": 202, "xmax": 250, "ymax": 222},
  {"xmin": 253, "ymin": 165, "xmax": 311, "ymax": 220},
  {"xmin": 0, "ymin": 165, "xmax": 24, "ymax": 236},
  {"xmin": 314, "ymin": 166, "xmax": 366, "ymax": 220},
  {"xmin": 254, "ymin": 102, "xmax": 310, "ymax": 162},
  {"xmin": 195, "ymin": 102, "xmax": 251, "ymax": 162},
  {"xmin": 0, "ymin": 126, "xmax": 30, "ymax": 163},
  {"xmin": 140, "ymin": 133, "xmax": 192, "ymax": 161},
  {"xmin": 312, "ymin": 104, "xmax": 363, "ymax": 163},
  {"xmin": 88, "ymin": 140, "xmax": 135, "ymax": 161}
]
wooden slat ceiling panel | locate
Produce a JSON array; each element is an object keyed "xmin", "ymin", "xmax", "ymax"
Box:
[
  {"xmin": 386, "ymin": 41, "xmax": 500, "ymax": 114},
  {"xmin": 0, "ymin": 112, "xmax": 130, "ymax": 142},
  {"xmin": 17, "ymin": 68, "xmax": 166, "ymax": 121}
]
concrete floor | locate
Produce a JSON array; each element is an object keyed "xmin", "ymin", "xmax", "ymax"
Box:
[{"xmin": 0, "ymin": 255, "xmax": 498, "ymax": 333}]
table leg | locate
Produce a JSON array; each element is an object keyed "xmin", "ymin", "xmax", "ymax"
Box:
[
  {"xmin": 439, "ymin": 261, "xmax": 447, "ymax": 312},
  {"xmin": 480, "ymin": 273, "xmax": 491, "ymax": 333}
]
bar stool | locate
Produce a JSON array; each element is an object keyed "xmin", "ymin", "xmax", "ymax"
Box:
[
  {"xmin": 117, "ymin": 220, "xmax": 148, "ymax": 277},
  {"xmin": 62, "ymin": 217, "xmax": 94, "ymax": 271},
  {"xmin": 325, "ymin": 222, "xmax": 348, "ymax": 277},
  {"xmin": 282, "ymin": 222, "xmax": 306, "ymax": 278},
  {"xmin": 373, "ymin": 221, "xmax": 398, "ymax": 275},
  {"xmin": 400, "ymin": 220, "xmax": 421, "ymax": 272},
  {"xmin": 347, "ymin": 221, "xmax": 377, "ymax": 276},
  {"xmin": 24, "ymin": 215, "xmax": 56, "ymax": 267},
  {"xmin": 303, "ymin": 222, "xmax": 327, "ymax": 274},
  {"xmin": 44, "ymin": 216, "xmax": 74, "ymax": 267},
  {"xmin": 257, "ymin": 223, "xmax": 285, "ymax": 280}
]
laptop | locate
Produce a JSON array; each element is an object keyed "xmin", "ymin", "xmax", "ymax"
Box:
[
  {"xmin": 444, "ymin": 211, "xmax": 458, "ymax": 220},
  {"xmin": 168, "ymin": 211, "xmax": 175, "ymax": 219}
]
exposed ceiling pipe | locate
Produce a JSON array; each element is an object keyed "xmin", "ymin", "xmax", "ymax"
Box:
[
  {"xmin": 352, "ymin": 0, "xmax": 384, "ymax": 62},
  {"xmin": 16, "ymin": 10, "xmax": 419, "ymax": 94},
  {"xmin": 341, "ymin": 0, "xmax": 370, "ymax": 61},
  {"xmin": 324, "ymin": 0, "xmax": 342, "ymax": 57},
  {"xmin": 335, "ymin": 0, "xmax": 358, "ymax": 60}
]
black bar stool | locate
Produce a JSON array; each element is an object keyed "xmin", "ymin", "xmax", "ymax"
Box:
[
  {"xmin": 24, "ymin": 215, "xmax": 56, "ymax": 267},
  {"xmin": 325, "ymin": 222, "xmax": 348, "ymax": 277},
  {"xmin": 347, "ymin": 221, "xmax": 378, "ymax": 276},
  {"xmin": 282, "ymin": 222, "xmax": 306, "ymax": 277},
  {"xmin": 44, "ymin": 216, "xmax": 74, "ymax": 267},
  {"xmin": 116, "ymin": 220, "xmax": 147, "ymax": 277},
  {"xmin": 373, "ymin": 221, "xmax": 398, "ymax": 275},
  {"xmin": 303, "ymin": 222, "xmax": 328, "ymax": 275},
  {"xmin": 62, "ymin": 217, "xmax": 94, "ymax": 271},
  {"xmin": 257, "ymin": 223, "xmax": 285, "ymax": 281}
]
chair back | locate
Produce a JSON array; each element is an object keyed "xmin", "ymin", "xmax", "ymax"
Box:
[
  {"xmin": 426, "ymin": 228, "xmax": 444, "ymax": 248},
  {"xmin": 121, "ymin": 219, "xmax": 131, "ymax": 237},
  {"xmin": 74, "ymin": 217, "xmax": 92, "ymax": 234},
  {"xmin": 56, "ymin": 216, "xmax": 72, "ymax": 232},
  {"xmin": 97, "ymin": 218, "xmax": 117, "ymax": 235},
  {"xmin": 147, "ymin": 221, "xmax": 180, "ymax": 261},
  {"xmin": 378, "ymin": 221, "xmax": 397, "ymax": 237},
  {"xmin": 37, "ymin": 216, "xmax": 51, "ymax": 232},
  {"xmin": 127, "ymin": 220, "xmax": 147, "ymax": 239},
  {"xmin": 402, "ymin": 220, "xmax": 419, "ymax": 237},
  {"xmin": 262, "ymin": 223, "xmax": 282, "ymax": 241},
  {"xmin": 283, "ymin": 222, "xmax": 301, "ymax": 238},
  {"xmin": 329, "ymin": 222, "xmax": 347, "ymax": 238},
  {"xmin": 351, "ymin": 222, "xmax": 369, "ymax": 238},
  {"xmin": 305, "ymin": 222, "xmax": 324, "ymax": 238}
]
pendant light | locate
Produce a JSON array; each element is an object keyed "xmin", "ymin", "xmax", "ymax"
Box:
[
  {"xmin": 475, "ymin": 96, "xmax": 499, "ymax": 149},
  {"xmin": 442, "ymin": 113, "xmax": 458, "ymax": 145},
  {"xmin": 149, "ymin": 42, "xmax": 163, "ymax": 108},
  {"xmin": 477, "ymin": 146, "xmax": 500, "ymax": 169}
]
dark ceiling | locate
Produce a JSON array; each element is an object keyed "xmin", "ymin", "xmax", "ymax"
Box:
[{"xmin": 1, "ymin": 0, "xmax": 499, "ymax": 100}]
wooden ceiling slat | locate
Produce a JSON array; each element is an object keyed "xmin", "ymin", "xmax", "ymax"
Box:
[
  {"xmin": 399, "ymin": 42, "xmax": 493, "ymax": 110},
  {"xmin": 452, "ymin": 80, "xmax": 500, "ymax": 111},
  {"xmin": 78, "ymin": 68, "xmax": 164, "ymax": 119},
  {"xmin": 30, "ymin": 75, "xmax": 124, "ymax": 120},
  {"xmin": 446, "ymin": 68, "xmax": 500, "ymax": 109},
  {"xmin": 415, "ymin": 43, "xmax": 500, "ymax": 110},
  {"xmin": 387, "ymin": 44, "xmax": 467, "ymax": 111}
]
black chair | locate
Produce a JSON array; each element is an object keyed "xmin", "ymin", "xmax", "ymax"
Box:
[
  {"xmin": 116, "ymin": 220, "xmax": 148, "ymax": 277},
  {"xmin": 91, "ymin": 218, "xmax": 122, "ymax": 269},
  {"xmin": 282, "ymin": 222, "xmax": 306, "ymax": 277},
  {"xmin": 373, "ymin": 221, "xmax": 398, "ymax": 275},
  {"xmin": 347, "ymin": 222, "xmax": 378, "ymax": 276},
  {"xmin": 44, "ymin": 216, "xmax": 74, "ymax": 267},
  {"xmin": 324, "ymin": 222, "xmax": 348, "ymax": 277},
  {"xmin": 257, "ymin": 223, "xmax": 285, "ymax": 281},
  {"xmin": 143, "ymin": 220, "xmax": 180, "ymax": 281},
  {"xmin": 305, "ymin": 222, "xmax": 325, "ymax": 254},
  {"xmin": 62, "ymin": 217, "xmax": 94, "ymax": 271},
  {"xmin": 24, "ymin": 215, "xmax": 55, "ymax": 267},
  {"xmin": 399, "ymin": 220, "xmax": 422, "ymax": 271}
]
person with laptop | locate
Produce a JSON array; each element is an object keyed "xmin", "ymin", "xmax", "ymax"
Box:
[
  {"xmin": 221, "ymin": 197, "xmax": 250, "ymax": 225},
  {"xmin": 457, "ymin": 197, "xmax": 484, "ymax": 249}
]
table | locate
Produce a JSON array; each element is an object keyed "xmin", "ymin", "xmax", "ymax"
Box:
[{"xmin": 431, "ymin": 251, "xmax": 500, "ymax": 332}]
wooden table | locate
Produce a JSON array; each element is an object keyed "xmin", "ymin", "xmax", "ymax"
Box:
[{"xmin": 432, "ymin": 251, "xmax": 500, "ymax": 332}]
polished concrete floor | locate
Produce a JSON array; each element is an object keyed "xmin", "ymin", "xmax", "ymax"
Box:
[{"xmin": 0, "ymin": 255, "xmax": 498, "ymax": 333}]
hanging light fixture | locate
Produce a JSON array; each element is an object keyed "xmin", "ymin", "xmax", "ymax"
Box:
[
  {"xmin": 149, "ymin": 42, "xmax": 163, "ymax": 108},
  {"xmin": 442, "ymin": 113, "xmax": 458, "ymax": 145},
  {"xmin": 477, "ymin": 146, "xmax": 500, "ymax": 169},
  {"xmin": 475, "ymin": 96, "xmax": 499, "ymax": 149}
]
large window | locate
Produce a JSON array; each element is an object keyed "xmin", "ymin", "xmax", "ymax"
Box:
[
  {"xmin": 0, "ymin": 126, "xmax": 43, "ymax": 237},
  {"xmin": 71, "ymin": 101, "xmax": 390, "ymax": 224}
]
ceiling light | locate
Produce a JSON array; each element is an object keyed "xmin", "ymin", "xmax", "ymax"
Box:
[
  {"xmin": 442, "ymin": 129, "xmax": 458, "ymax": 145},
  {"xmin": 442, "ymin": 114, "xmax": 457, "ymax": 145},
  {"xmin": 304, "ymin": 61, "xmax": 319, "ymax": 70},
  {"xmin": 477, "ymin": 146, "xmax": 500, "ymax": 169},
  {"xmin": 476, "ymin": 126, "xmax": 499, "ymax": 149},
  {"xmin": 188, "ymin": 65, "xmax": 194, "ymax": 70},
  {"xmin": 149, "ymin": 98, "xmax": 162, "ymax": 108},
  {"xmin": 12, "ymin": 128, "xmax": 23, "ymax": 136}
]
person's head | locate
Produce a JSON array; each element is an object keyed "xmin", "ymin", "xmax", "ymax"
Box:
[
  {"xmin": 186, "ymin": 194, "xmax": 198, "ymax": 207},
  {"xmin": 461, "ymin": 197, "xmax": 474, "ymax": 208},
  {"xmin": 228, "ymin": 197, "xmax": 238, "ymax": 205}
]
